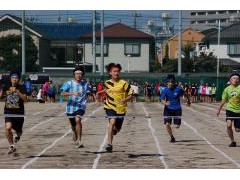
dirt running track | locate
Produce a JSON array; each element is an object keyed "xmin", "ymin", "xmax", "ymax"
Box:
[{"xmin": 0, "ymin": 102, "xmax": 240, "ymax": 169}]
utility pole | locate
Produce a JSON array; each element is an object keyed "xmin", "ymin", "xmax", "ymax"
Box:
[
  {"xmin": 100, "ymin": 10, "xmax": 104, "ymax": 76},
  {"xmin": 133, "ymin": 10, "xmax": 141, "ymax": 29},
  {"xmin": 217, "ymin": 19, "xmax": 221, "ymax": 92},
  {"xmin": 22, "ymin": 10, "xmax": 26, "ymax": 77},
  {"xmin": 92, "ymin": 10, "xmax": 96, "ymax": 73},
  {"xmin": 178, "ymin": 10, "xmax": 182, "ymax": 76}
]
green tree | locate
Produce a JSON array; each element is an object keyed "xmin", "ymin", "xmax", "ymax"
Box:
[
  {"xmin": 182, "ymin": 43, "xmax": 194, "ymax": 60},
  {"xmin": 164, "ymin": 43, "xmax": 169, "ymax": 61},
  {"xmin": 195, "ymin": 52, "xmax": 217, "ymax": 72},
  {"xmin": 160, "ymin": 59, "xmax": 177, "ymax": 72},
  {"xmin": 0, "ymin": 34, "xmax": 38, "ymax": 72}
]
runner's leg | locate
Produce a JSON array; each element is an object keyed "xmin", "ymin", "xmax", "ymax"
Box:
[
  {"xmin": 5, "ymin": 122, "xmax": 14, "ymax": 146},
  {"xmin": 226, "ymin": 119, "xmax": 235, "ymax": 143}
]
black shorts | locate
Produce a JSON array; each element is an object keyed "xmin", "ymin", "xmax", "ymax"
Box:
[
  {"xmin": 105, "ymin": 109, "xmax": 125, "ymax": 131},
  {"xmin": 147, "ymin": 92, "xmax": 152, "ymax": 97},
  {"xmin": 67, "ymin": 109, "xmax": 85, "ymax": 128},
  {"xmin": 133, "ymin": 94, "xmax": 139, "ymax": 97},
  {"xmin": 48, "ymin": 93, "xmax": 55, "ymax": 98},
  {"xmin": 226, "ymin": 110, "xmax": 240, "ymax": 129},
  {"xmin": 26, "ymin": 91, "xmax": 31, "ymax": 96},
  {"xmin": 163, "ymin": 108, "xmax": 182, "ymax": 125},
  {"xmin": 5, "ymin": 116, "xmax": 24, "ymax": 133}
]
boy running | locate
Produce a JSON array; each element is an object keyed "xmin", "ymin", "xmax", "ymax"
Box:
[
  {"xmin": 160, "ymin": 74, "xmax": 187, "ymax": 143},
  {"xmin": 60, "ymin": 66, "xmax": 90, "ymax": 148},
  {"xmin": 0, "ymin": 71, "xmax": 28, "ymax": 154},
  {"xmin": 97, "ymin": 63, "xmax": 133, "ymax": 152},
  {"xmin": 217, "ymin": 73, "xmax": 240, "ymax": 147}
]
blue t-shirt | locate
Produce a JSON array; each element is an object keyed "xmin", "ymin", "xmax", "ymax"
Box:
[
  {"xmin": 24, "ymin": 81, "xmax": 32, "ymax": 93},
  {"xmin": 60, "ymin": 80, "xmax": 90, "ymax": 114},
  {"xmin": 160, "ymin": 85, "xmax": 184, "ymax": 110}
]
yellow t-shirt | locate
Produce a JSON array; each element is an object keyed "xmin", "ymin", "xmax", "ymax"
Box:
[{"xmin": 104, "ymin": 79, "xmax": 133, "ymax": 114}]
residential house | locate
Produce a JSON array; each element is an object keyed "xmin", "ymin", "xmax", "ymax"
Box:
[
  {"xmin": 204, "ymin": 22, "xmax": 240, "ymax": 67},
  {"xmin": 162, "ymin": 27, "xmax": 206, "ymax": 60},
  {"xmin": 0, "ymin": 14, "xmax": 98, "ymax": 69},
  {"xmin": 82, "ymin": 22, "xmax": 155, "ymax": 72},
  {"xmin": 0, "ymin": 14, "xmax": 155, "ymax": 73}
]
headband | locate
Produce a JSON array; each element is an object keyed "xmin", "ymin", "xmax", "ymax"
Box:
[{"xmin": 11, "ymin": 73, "xmax": 19, "ymax": 78}]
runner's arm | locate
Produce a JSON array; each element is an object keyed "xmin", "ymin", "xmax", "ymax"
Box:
[
  {"xmin": 160, "ymin": 89, "xmax": 169, "ymax": 106},
  {"xmin": 0, "ymin": 89, "xmax": 3, "ymax": 98},
  {"xmin": 120, "ymin": 94, "xmax": 133, "ymax": 104},
  {"xmin": 160, "ymin": 100, "xmax": 169, "ymax": 106},
  {"xmin": 61, "ymin": 91, "xmax": 80, "ymax": 96},
  {"xmin": 17, "ymin": 90, "xmax": 28, "ymax": 102},
  {"xmin": 217, "ymin": 100, "xmax": 226, "ymax": 116}
]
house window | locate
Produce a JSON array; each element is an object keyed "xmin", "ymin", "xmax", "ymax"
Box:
[
  {"xmin": 207, "ymin": 11, "xmax": 217, "ymax": 15},
  {"xmin": 124, "ymin": 43, "xmax": 141, "ymax": 56},
  {"xmin": 228, "ymin": 44, "xmax": 240, "ymax": 55},
  {"xmin": 197, "ymin": 12, "xmax": 206, "ymax": 16},
  {"xmin": 95, "ymin": 43, "xmax": 108, "ymax": 57},
  {"xmin": 190, "ymin": 12, "xmax": 196, "ymax": 16},
  {"xmin": 198, "ymin": 20, "xmax": 206, "ymax": 24},
  {"xmin": 218, "ymin": 11, "xmax": 226, "ymax": 14},
  {"xmin": 229, "ymin": 10, "xmax": 237, "ymax": 14},
  {"xmin": 208, "ymin": 20, "xmax": 217, "ymax": 24},
  {"xmin": 50, "ymin": 47, "xmax": 66, "ymax": 64}
]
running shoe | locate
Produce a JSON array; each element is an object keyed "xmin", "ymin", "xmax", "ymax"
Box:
[
  {"xmin": 228, "ymin": 141, "xmax": 236, "ymax": 147},
  {"xmin": 8, "ymin": 145, "xmax": 16, "ymax": 155},
  {"xmin": 75, "ymin": 141, "xmax": 84, "ymax": 148},
  {"xmin": 169, "ymin": 136, "xmax": 176, "ymax": 143},
  {"xmin": 14, "ymin": 136, "xmax": 20, "ymax": 144},
  {"xmin": 105, "ymin": 144, "xmax": 113, "ymax": 152}
]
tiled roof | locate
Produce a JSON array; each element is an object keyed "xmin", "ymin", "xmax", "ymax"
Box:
[
  {"xmin": 220, "ymin": 58, "xmax": 240, "ymax": 66},
  {"xmin": 0, "ymin": 14, "xmax": 99, "ymax": 40},
  {"xmin": 29, "ymin": 23, "xmax": 96, "ymax": 40},
  {"xmin": 205, "ymin": 22, "xmax": 240, "ymax": 43},
  {"xmin": 82, "ymin": 22, "xmax": 154, "ymax": 39}
]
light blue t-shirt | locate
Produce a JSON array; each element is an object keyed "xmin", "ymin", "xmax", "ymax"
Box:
[{"xmin": 60, "ymin": 80, "xmax": 90, "ymax": 114}]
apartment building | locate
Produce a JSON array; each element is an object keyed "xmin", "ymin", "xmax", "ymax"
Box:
[{"xmin": 186, "ymin": 10, "xmax": 240, "ymax": 30}]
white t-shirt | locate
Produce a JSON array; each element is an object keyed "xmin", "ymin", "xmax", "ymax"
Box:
[
  {"xmin": 206, "ymin": 86, "xmax": 212, "ymax": 95},
  {"xmin": 37, "ymin": 89, "xmax": 43, "ymax": 100},
  {"xmin": 131, "ymin": 85, "xmax": 139, "ymax": 95}
]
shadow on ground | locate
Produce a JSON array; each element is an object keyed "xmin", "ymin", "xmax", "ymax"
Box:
[{"xmin": 128, "ymin": 153, "xmax": 163, "ymax": 158}]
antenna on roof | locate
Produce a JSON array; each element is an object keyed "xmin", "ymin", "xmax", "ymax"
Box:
[{"xmin": 57, "ymin": 10, "xmax": 62, "ymax": 23}]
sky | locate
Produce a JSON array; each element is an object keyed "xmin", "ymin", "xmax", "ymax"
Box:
[{"xmin": 0, "ymin": 10, "xmax": 181, "ymax": 28}]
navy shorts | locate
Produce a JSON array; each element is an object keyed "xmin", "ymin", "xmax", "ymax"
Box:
[
  {"xmin": 67, "ymin": 109, "xmax": 85, "ymax": 128},
  {"xmin": 226, "ymin": 110, "xmax": 240, "ymax": 129},
  {"xmin": 5, "ymin": 117, "xmax": 24, "ymax": 133},
  {"xmin": 105, "ymin": 109, "xmax": 125, "ymax": 131},
  {"xmin": 163, "ymin": 108, "xmax": 182, "ymax": 125}
]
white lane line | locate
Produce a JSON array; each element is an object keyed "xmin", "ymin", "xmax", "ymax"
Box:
[
  {"xmin": 185, "ymin": 106, "xmax": 225, "ymax": 125},
  {"xmin": 141, "ymin": 103, "xmax": 168, "ymax": 169},
  {"xmin": 30, "ymin": 112, "xmax": 65, "ymax": 131},
  {"xmin": 32, "ymin": 112, "xmax": 41, "ymax": 116},
  {"xmin": 183, "ymin": 120, "xmax": 240, "ymax": 168},
  {"xmin": 21, "ymin": 129, "xmax": 71, "ymax": 169},
  {"xmin": 0, "ymin": 112, "xmax": 65, "ymax": 144},
  {"xmin": 156, "ymin": 103, "xmax": 240, "ymax": 168},
  {"xmin": 92, "ymin": 131, "xmax": 108, "ymax": 169},
  {"xmin": 31, "ymin": 106, "xmax": 56, "ymax": 116},
  {"xmin": 21, "ymin": 106, "xmax": 102, "ymax": 169}
]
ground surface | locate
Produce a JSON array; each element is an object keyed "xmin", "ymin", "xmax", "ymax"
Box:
[{"xmin": 0, "ymin": 101, "xmax": 240, "ymax": 169}]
